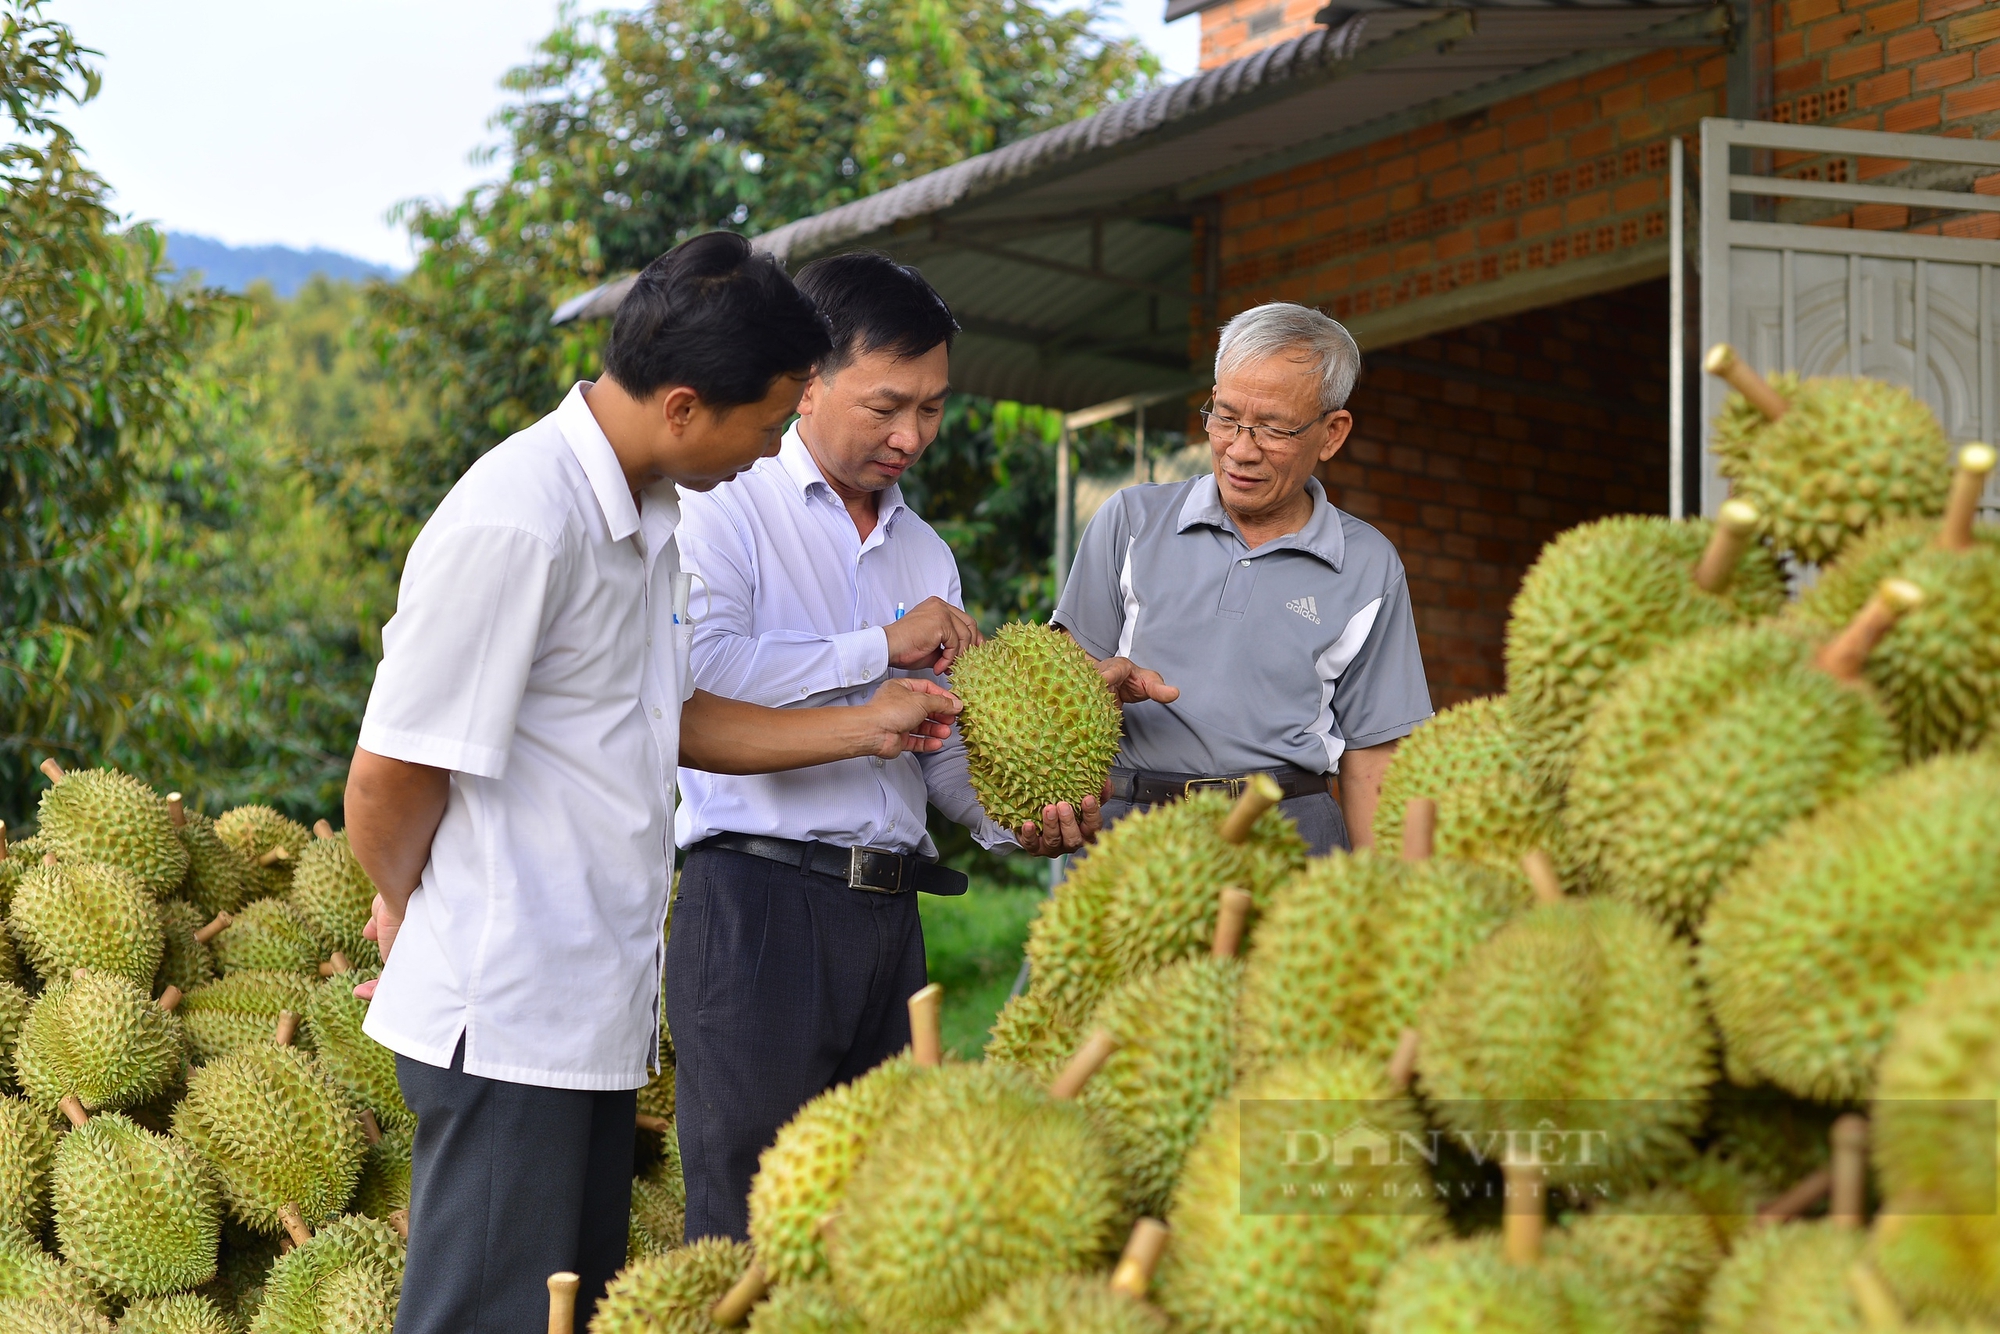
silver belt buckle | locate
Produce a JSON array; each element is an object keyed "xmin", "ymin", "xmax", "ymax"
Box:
[
  {"xmin": 848, "ymin": 844, "xmax": 906, "ymax": 893},
  {"xmin": 1183, "ymin": 776, "xmax": 1248, "ymax": 798}
]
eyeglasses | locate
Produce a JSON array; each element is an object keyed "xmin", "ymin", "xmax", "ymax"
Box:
[{"xmin": 1198, "ymin": 401, "xmax": 1334, "ymax": 449}]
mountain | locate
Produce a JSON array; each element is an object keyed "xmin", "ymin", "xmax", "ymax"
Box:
[{"xmin": 163, "ymin": 232, "xmax": 400, "ymax": 297}]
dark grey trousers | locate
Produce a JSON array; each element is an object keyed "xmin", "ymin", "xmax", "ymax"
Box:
[
  {"xmin": 1100, "ymin": 789, "xmax": 1349, "ymax": 856},
  {"xmin": 666, "ymin": 845, "xmax": 929, "ymax": 1244},
  {"xmin": 394, "ymin": 1040, "xmax": 636, "ymax": 1334}
]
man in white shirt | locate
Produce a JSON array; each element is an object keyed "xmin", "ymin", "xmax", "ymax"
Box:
[
  {"xmin": 670, "ymin": 252, "xmax": 1176, "ymax": 1242},
  {"xmin": 344, "ymin": 234, "xmax": 963, "ymax": 1334}
]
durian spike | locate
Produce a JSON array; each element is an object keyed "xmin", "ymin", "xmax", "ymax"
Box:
[
  {"xmin": 1704, "ymin": 343, "xmax": 1788, "ymax": 422},
  {"xmin": 1400, "ymin": 797, "xmax": 1436, "ymax": 863},
  {"xmin": 1754, "ymin": 1165, "xmax": 1832, "ymax": 1223},
  {"xmin": 710, "ymin": 1260, "xmax": 769, "ymax": 1328},
  {"xmin": 157, "ymin": 985, "xmax": 183, "ymax": 1013},
  {"xmin": 194, "ymin": 911, "xmax": 232, "ymax": 944},
  {"xmin": 277, "ymin": 1202, "xmax": 313, "ymax": 1248},
  {"xmin": 388, "ymin": 1208, "xmax": 410, "ymax": 1240},
  {"xmin": 908, "ymin": 983, "xmax": 944, "ymax": 1068},
  {"xmin": 1501, "ymin": 1160, "xmax": 1547, "ymax": 1266},
  {"xmin": 1108, "ymin": 1218, "xmax": 1171, "ymax": 1301},
  {"xmin": 635, "ymin": 1113, "xmax": 672, "ymax": 1134},
  {"xmin": 1521, "ymin": 850, "xmax": 1564, "ymax": 906},
  {"xmin": 1219, "ymin": 773, "xmax": 1284, "ymax": 844},
  {"xmin": 38, "ymin": 758, "xmax": 65, "ymax": 784},
  {"xmin": 166, "ymin": 793, "xmax": 186, "ymax": 828},
  {"xmin": 357, "ymin": 1108, "xmax": 382, "ymax": 1146},
  {"xmin": 257, "ymin": 845, "xmax": 293, "ymax": 868},
  {"xmin": 547, "ymin": 1271, "xmax": 581, "ymax": 1334},
  {"xmin": 1211, "ymin": 887, "xmax": 1254, "ymax": 959},
  {"xmin": 58, "ymin": 1096, "xmax": 88, "ymax": 1129},
  {"xmin": 1940, "ymin": 442, "xmax": 1997, "ymax": 552},
  {"xmin": 1830, "ymin": 1113, "xmax": 1868, "ymax": 1228},
  {"xmin": 1695, "ymin": 498, "xmax": 1763, "ymax": 593},
  {"xmin": 319, "ymin": 951, "xmax": 353, "ymax": 977},
  {"xmin": 1846, "ymin": 1260, "xmax": 1905, "ymax": 1333},
  {"xmin": 273, "ymin": 1010, "xmax": 300, "ymax": 1047},
  {"xmin": 1812, "ymin": 578, "xmax": 1925, "ymax": 683},
  {"xmin": 313, "ymin": 818, "xmax": 335, "ymax": 840},
  {"xmin": 1387, "ymin": 1027, "xmax": 1420, "ymax": 1092},
  {"xmin": 1050, "ymin": 1029, "xmax": 1118, "ymax": 1100}
]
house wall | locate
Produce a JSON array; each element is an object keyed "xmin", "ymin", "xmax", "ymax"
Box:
[{"xmin": 1199, "ymin": 0, "xmax": 1324, "ymax": 71}]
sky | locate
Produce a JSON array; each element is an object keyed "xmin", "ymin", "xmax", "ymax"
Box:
[{"xmin": 50, "ymin": 0, "xmax": 1201, "ymax": 270}]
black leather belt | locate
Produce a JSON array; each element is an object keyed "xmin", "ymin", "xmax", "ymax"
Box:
[
  {"xmin": 692, "ymin": 833, "xmax": 968, "ymax": 896},
  {"xmin": 1107, "ymin": 765, "xmax": 1329, "ymax": 807}
]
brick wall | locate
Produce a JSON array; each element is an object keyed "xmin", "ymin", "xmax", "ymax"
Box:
[
  {"xmin": 1198, "ymin": 0, "xmax": 1322, "ymax": 70},
  {"xmin": 1318, "ymin": 280, "xmax": 1672, "ymax": 707}
]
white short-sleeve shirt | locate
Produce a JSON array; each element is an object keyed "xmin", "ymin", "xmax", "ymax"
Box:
[{"xmin": 358, "ymin": 382, "xmax": 682, "ymax": 1091}]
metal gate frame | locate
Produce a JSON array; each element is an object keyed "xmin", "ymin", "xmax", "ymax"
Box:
[{"xmin": 1669, "ymin": 118, "xmax": 2000, "ymax": 519}]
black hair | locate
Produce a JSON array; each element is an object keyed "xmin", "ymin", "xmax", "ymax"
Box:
[
  {"xmin": 792, "ymin": 250, "xmax": 958, "ymax": 378},
  {"xmin": 602, "ymin": 231, "xmax": 832, "ymax": 407}
]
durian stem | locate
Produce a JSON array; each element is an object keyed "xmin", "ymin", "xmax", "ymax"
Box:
[
  {"xmin": 635, "ymin": 1113, "xmax": 672, "ymax": 1134},
  {"xmin": 156, "ymin": 985, "xmax": 183, "ymax": 1013},
  {"xmin": 41, "ymin": 852, "xmax": 56, "ymax": 867},
  {"xmin": 1846, "ymin": 1261, "xmax": 1906, "ymax": 1332},
  {"xmin": 257, "ymin": 845, "xmax": 293, "ymax": 867},
  {"xmin": 1219, "ymin": 773, "xmax": 1284, "ymax": 844},
  {"xmin": 1694, "ymin": 499, "xmax": 1762, "ymax": 593},
  {"xmin": 388, "ymin": 1208, "xmax": 410, "ymax": 1240},
  {"xmin": 1387, "ymin": 1028, "xmax": 1420, "ymax": 1092},
  {"xmin": 277, "ymin": 1202, "xmax": 313, "ymax": 1247},
  {"xmin": 38, "ymin": 758, "xmax": 64, "ymax": 784},
  {"xmin": 357, "ymin": 1108, "xmax": 382, "ymax": 1145},
  {"xmin": 57, "ymin": 1095, "xmax": 87, "ymax": 1129},
  {"xmin": 166, "ymin": 793, "xmax": 185, "ymax": 828},
  {"xmin": 1400, "ymin": 798, "xmax": 1436, "ymax": 863},
  {"xmin": 1050, "ymin": 1029, "xmax": 1119, "ymax": 1100},
  {"xmin": 1703, "ymin": 343, "xmax": 1788, "ymax": 422},
  {"xmin": 1501, "ymin": 1161, "xmax": 1547, "ymax": 1266},
  {"xmin": 0, "ymin": 821, "xmax": 7, "ymax": 858},
  {"xmin": 274, "ymin": 1010, "xmax": 300, "ymax": 1047},
  {"xmin": 547, "ymin": 1271, "xmax": 581, "ymax": 1334},
  {"xmin": 1109, "ymin": 1218, "xmax": 1171, "ymax": 1301},
  {"xmin": 1521, "ymin": 851, "xmax": 1564, "ymax": 906},
  {"xmin": 313, "ymin": 818, "xmax": 335, "ymax": 840},
  {"xmin": 1211, "ymin": 887, "xmax": 1254, "ymax": 959},
  {"xmin": 1831, "ymin": 1113, "xmax": 1869, "ymax": 1228},
  {"xmin": 907, "ymin": 983, "xmax": 944, "ymax": 1068},
  {"xmin": 1755, "ymin": 1166, "xmax": 1831, "ymax": 1223},
  {"xmin": 194, "ymin": 912, "xmax": 232, "ymax": 944},
  {"xmin": 319, "ymin": 952, "xmax": 353, "ymax": 977},
  {"xmin": 1940, "ymin": 442, "xmax": 1997, "ymax": 553},
  {"xmin": 710, "ymin": 1260, "xmax": 769, "ymax": 1327},
  {"xmin": 1813, "ymin": 578, "xmax": 1924, "ymax": 683}
]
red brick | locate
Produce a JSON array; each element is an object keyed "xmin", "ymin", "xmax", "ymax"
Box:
[
  {"xmin": 1477, "ymin": 218, "xmax": 1518, "ymax": 247},
  {"xmin": 1475, "ymin": 155, "xmax": 1518, "ymax": 187},
  {"xmin": 1857, "ymin": 68, "xmax": 1912, "ymax": 105},
  {"xmin": 1916, "ymin": 52, "xmax": 1974, "ymax": 87},
  {"xmin": 1829, "ymin": 43, "xmax": 1884, "ymax": 78},
  {"xmin": 1647, "ymin": 67, "xmax": 1697, "ymax": 101},
  {"xmin": 1435, "ymin": 230, "xmax": 1476, "ymax": 262},
  {"xmin": 1943, "ymin": 213, "xmax": 2000, "ymax": 239},
  {"xmin": 1946, "ymin": 79, "xmax": 2000, "ymax": 118},
  {"xmin": 1789, "ymin": 0, "xmax": 1842, "ymax": 23},
  {"xmin": 1866, "ymin": 0, "xmax": 1920, "ymax": 30},
  {"xmin": 1613, "ymin": 178, "xmax": 1664, "ymax": 212},
  {"xmin": 1599, "ymin": 84, "xmax": 1644, "ymax": 116},
  {"xmin": 1350, "ymin": 193, "xmax": 1388, "ymax": 224},
  {"xmin": 1946, "ymin": 7, "xmax": 2000, "ymax": 44},
  {"xmin": 1461, "ymin": 127, "xmax": 1504, "ymax": 159},
  {"xmin": 1838, "ymin": 112, "xmax": 1884, "ymax": 129},
  {"xmin": 1857, "ymin": 153, "xmax": 1912, "ymax": 178},
  {"xmin": 1573, "ymin": 124, "xmax": 1616, "ymax": 157},
  {"xmin": 1984, "ymin": 44, "xmax": 2000, "ymax": 75},
  {"xmin": 1522, "ymin": 139, "xmax": 1567, "ymax": 171},
  {"xmin": 1565, "ymin": 192, "xmax": 1611, "ymax": 225},
  {"xmin": 1853, "ymin": 201, "xmax": 1911, "ymax": 228},
  {"xmin": 1810, "ymin": 13, "xmax": 1867, "ymax": 49},
  {"xmin": 1776, "ymin": 30, "xmax": 1807, "ymax": 63},
  {"xmin": 1885, "ymin": 95, "xmax": 1942, "ymax": 130},
  {"xmin": 1583, "ymin": 64, "xmax": 1632, "ymax": 95},
  {"xmin": 1521, "ymin": 205, "xmax": 1564, "ymax": 236},
  {"xmin": 1699, "ymin": 55, "xmax": 1730, "ymax": 88},
  {"xmin": 1887, "ymin": 26, "xmax": 1943, "ymax": 62},
  {"xmin": 1504, "ymin": 115, "xmax": 1551, "ymax": 149},
  {"xmin": 1925, "ymin": 0, "xmax": 1983, "ymax": 16},
  {"xmin": 1377, "ymin": 155, "xmax": 1417, "ymax": 185},
  {"xmin": 1533, "ymin": 79, "xmax": 1584, "ymax": 109},
  {"xmin": 1417, "ymin": 141, "xmax": 1460, "ymax": 174},
  {"xmin": 1777, "ymin": 60, "xmax": 1827, "ymax": 94},
  {"xmin": 1428, "ymin": 166, "xmax": 1474, "ymax": 197}
]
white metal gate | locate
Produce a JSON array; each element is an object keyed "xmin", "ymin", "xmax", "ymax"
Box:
[{"xmin": 1670, "ymin": 118, "xmax": 2000, "ymax": 519}]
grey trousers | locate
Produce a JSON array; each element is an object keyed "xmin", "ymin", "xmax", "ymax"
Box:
[
  {"xmin": 1099, "ymin": 789, "xmax": 1349, "ymax": 856},
  {"xmin": 394, "ymin": 1040, "xmax": 637, "ymax": 1334}
]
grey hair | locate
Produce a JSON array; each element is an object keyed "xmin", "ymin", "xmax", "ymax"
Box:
[{"xmin": 1214, "ymin": 303, "xmax": 1361, "ymax": 412}]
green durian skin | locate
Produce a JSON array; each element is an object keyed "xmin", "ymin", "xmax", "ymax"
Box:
[
  {"xmin": 212, "ymin": 807, "xmax": 311, "ymax": 899},
  {"xmin": 153, "ymin": 899, "xmax": 217, "ymax": 999},
  {"xmin": 950, "ymin": 622, "xmax": 1123, "ymax": 830},
  {"xmin": 1542, "ymin": 1189, "xmax": 1723, "ymax": 1334},
  {"xmin": 1373, "ymin": 696, "xmax": 1572, "ymax": 877},
  {"xmin": 1080, "ymin": 954, "xmax": 1241, "ymax": 1218},
  {"xmin": 351, "ymin": 1124, "xmax": 412, "ymax": 1223},
  {"xmin": 288, "ymin": 833, "xmax": 380, "ymax": 969},
  {"xmin": 0, "ymin": 981, "xmax": 28, "ymax": 1092},
  {"xmin": 316, "ymin": 1258, "xmax": 400, "ymax": 1334},
  {"xmin": 179, "ymin": 971, "xmax": 315, "ymax": 1066},
  {"xmin": 1417, "ymin": 897, "xmax": 1714, "ymax": 1186},
  {"xmin": 591, "ymin": 1235, "xmax": 751, "ymax": 1334},
  {"xmin": 15, "ymin": 971, "xmax": 184, "ymax": 1114},
  {"xmin": 10, "ymin": 861, "xmax": 165, "ymax": 990},
  {"xmin": 37, "ymin": 770, "xmax": 189, "ymax": 900},
  {"xmin": 117, "ymin": 1293, "xmax": 237, "ymax": 1334},
  {"xmin": 745, "ymin": 1280, "xmax": 867, "ymax": 1334},
  {"xmin": 302, "ymin": 977, "xmax": 410, "ymax": 1132},
  {"xmin": 1155, "ymin": 1053, "xmax": 1441, "ymax": 1334},
  {"xmin": 0, "ymin": 922, "xmax": 24, "ymax": 991},
  {"xmin": 1366, "ymin": 1236, "xmax": 1584, "ymax": 1334},
  {"xmin": 54, "ymin": 1112, "xmax": 220, "ymax": 1298},
  {"xmin": 0, "ymin": 1096, "xmax": 58, "ymax": 1238},
  {"xmin": 1566, "ymin": 619, "xmax": 1897, "ymax": 933},
  {"xmin": 0, "ymin": 1220, "xmax": 102, "ymax": 1309},
  {"xmin": 1504, "ymin": 515, "xmax": 1786, "ymax": 796},
  {"xmin": 1711, "ymin": 370, "xmax": 1951, "ymax": 565},
  {"xmin": 251, "ymin": 1213, "xmax": 404, "ymax": 1334},
  {"xmin": 1794, "ymin": 517, "xmax": 2000, "ymax": 761},
  {"xmin": 628, "ymin": 1163, "xmax": 685, "ymax": 1260},
  {"xmin": 981, "ymin": 988, "xmax": 1071, "ymax": 1080},
  {"xmin": 174, "ymin": 812, "xmax": 257, "ymax": 920},
  {"xmin": 748, "ymin": 1056, "xmax": 922, "ymax": 1285},
  {"xmin": 1239, "ymin": 851, "xmax": 1529, "ymax": 1073},
  {"xmin": 1700, "ymin": 751, "xmax": 2000, "ymax": 1102},
  {"xmin": 957, "ymin": 1273, "xmax": 1167, "ymax": 1334},
  {"xmin": 1699, "ymin": 1219, "xmax": 1867, "ymax": 1334},
  {"xmin": 209, "ymin": 898, "xmax": 324, "ymax": 978},
  {"xmin": 829, "ymin": 1063, "xmax": 1122, "ymax": 1334},
  {"xmin": 174, "ymin": 1046, "xmax": 366, "ymax": 1235},
  {"xmin": 0, "ymin": 1297, "xmax": 113, "ymax": 1332}
]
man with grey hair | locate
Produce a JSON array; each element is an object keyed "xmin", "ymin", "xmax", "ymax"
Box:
[{"xmin": 1051, "ymin": 301, "xmax": 1431, "ymax": 853}]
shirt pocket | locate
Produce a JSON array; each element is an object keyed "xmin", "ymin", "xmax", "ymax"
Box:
[{"xmin": 675, "ymin": 619, "xmax": 696, "ymax": 703}]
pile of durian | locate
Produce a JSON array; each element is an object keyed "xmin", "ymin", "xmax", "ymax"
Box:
[
  {"xmin": 600, "ymin": 355, "xmax": 2000, "ymax": 1334},
  {"xmin": 0, "ymin": 762, "xmax": 410, "ymax": 1332}
]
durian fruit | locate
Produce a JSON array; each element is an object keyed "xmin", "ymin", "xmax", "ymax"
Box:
[
  {"xmin": 213, "ymin": 808, "xmax": 311, "ymax": 899},
  {"xmin": 949, "ymin": 623, "xmax": 1123, "ymax": 830},
  {"xmin": 1699, "ymin": 1220, "xmax": 1870, "ymax": 1334},
  {"xmin": 153, "ymin": 899, "xmax": 217, "ymax": 998},
  {"xmin": 1372, "ymin": 698, "xmax": 1570, "ymax": 876},
  {"xmin": 1701, "ymin": 1085, "xmax": 1839, "ymax": 1209},
  {"xmin": 350, "ymin": 1123, "xmax": 411, "ymax": 1224},
  {"xmin": 117, "ymin": 1293, "xmax": 236, "ymax": 1334},
  {"xmin": 748, "ymin": 1055, "xmax": 924, "ymax": 1284},
  {"xmin": 1565, "ymin": 589, "xmax": 1909, "ymax": 933},
  {"xmin": 745, "ymin": 1280, "xmax": 866, "ymax": 1334},
  {"xmin": 209, "ymin": 899, "xmax": 324, "ymax": 978},
  {"xmin": 53, "ymin": 1110, "xmax": 220, "ymax": 1298},
  {"xmin": 957, "ymin": 1218, "xmax": 1171, "ymax": 1334},
  {"xmin": 628, "ymin": 1144, "xmax": 685, "ymax": 1259},
  {"xmin": 15, "ymin": 971, "xmax": 184, "ymax": 1115},
  {"xmin": 0, "ymin": 980, "xmax": 28, "ymax": 1088},
  {"xmin": 1416, "ymin": 896, "xmax": 1714, "ymax": 1187},
  {"xmin": 1504, "ymin": 509, "xmax": 1786, "ymax": 795},
  {"xmin": 314, "ymin": 1257, "xmax": 399, "ymax": 1334},
  {"xmin": 1542, "ymin": 1189, "xmax": 1724, "ymax": 1333},
  {"xmin": 179, "ymin": 971, "xmax": 314, "ymax": 1065},
  {"xmin": 828, "ymin": 1062, "xmax": 1123, "ymax": 1334},
  {"xmin": 35, "ymin": 767, "xmax": 189, "ymax": 900},
  {"xmin": 590, "ymin": 1236, "xmax": 753, "ymax": 1334},
  {"xmin": 982, "ymin": 988, "xmax": 1069, "ymax": 1080},
  {"xmin": 173, "ymin": 812, "xmax": 257, "ymax": 920},
  {"xmin": 0, "ymin": 1096, "xmax": 58, "ymax": 1238},
  {"xmin": 1155, "ymin": 1052, "xmax": 1441, "ymax": 1334},
  {"xmin": 0, "ymin": 922, "xmax": 24, "ymax": 991},
  {"xmin": 0, "ymin": 1298, "xmax": 113, "ymax": 1332},
  {"xmin": 0, "ymin": 1223, "xmax": 103, "ymax": 1310},
  {"xmin": 301, "ymin": 978, "xmax": 410, "ymax": 1132},
  {"xmin": 288, "ymin": 831, "xmax": 378, "ymax": 972},
  {"xmin": 1700, "ymin": 750, "xmax": 2000, "ymax": 1101},
  {"xmin": 173, "ymin": 1045, "xmax": 367, "ymax": 1236},
  {"xmin": 10, "ymin": 860, "xmax": 165, "ymax": 990},
  {"xmin": 1366, "ymin": 1234, "xmax": 1585, "ymax": 1334},
  {"xmin": 251, "ymin": 1213, "xmax": 404, "ymax": 1334},
  {"xmin": 1706, "ymin": 344, "xmax": 1952, "ymax": 565}
]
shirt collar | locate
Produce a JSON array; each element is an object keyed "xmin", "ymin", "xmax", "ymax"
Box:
[
  {"xmin": 555, "ymin": 381, "xmax": 642, "ymax": 543},
  {"xmin": 777, "ymin": 424, "xmax": 910, "ymax": 534},
  {"xmin": 1176, "ymin": 472, "xmax": 1346, "ymax": 571}
]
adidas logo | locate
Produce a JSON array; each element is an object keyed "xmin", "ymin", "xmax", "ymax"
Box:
[{"xmin": 1287, "ymin": 596, "xmax": 1320, "ymax": 624}]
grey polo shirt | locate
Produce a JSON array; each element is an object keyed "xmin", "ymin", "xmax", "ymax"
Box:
[{"xmin": 1052, "ymin": 473, "xmax": 1432, "ymax": 776}]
